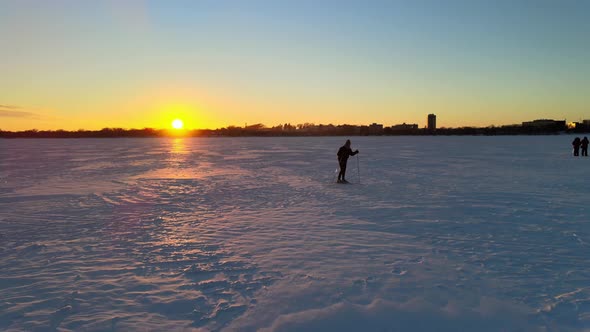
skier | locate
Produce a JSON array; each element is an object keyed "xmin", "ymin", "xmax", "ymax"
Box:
[
  {"xmin": 337, "ymin": 139, "xmax": 359, "ymax": 183},
  {"xmin": 572, "ymin": 137, "xmax": 581, "ymax": 156},
  {"xmin": 582, "ymin": 137, "xmax": 589, "ymax": 156}
]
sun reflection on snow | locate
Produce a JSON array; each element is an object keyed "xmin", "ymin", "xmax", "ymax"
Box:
[
  {"xmin": 170, "ymin": 138, "xmax": 188, "ymax": 156},
  {"xmin": 132, "ymin": 137, "xmax": 248, "ymax": 180}
]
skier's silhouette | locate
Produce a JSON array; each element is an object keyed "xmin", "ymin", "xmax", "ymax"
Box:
[{"xmin": 337, "ymin": 139, "xmax": 359, "ymax": 183}]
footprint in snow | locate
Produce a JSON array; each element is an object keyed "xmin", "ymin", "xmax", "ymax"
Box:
[
  {"xmin": 49, "ymin": 305, "xmax": 72, "ymax": 330},
  {"xmin": 408, "ymin": 256, "xmax": 424, "ymax": 264},
  {"xmin": 391, "ymin": 266, "xmax": 407, "ymax": 276}
]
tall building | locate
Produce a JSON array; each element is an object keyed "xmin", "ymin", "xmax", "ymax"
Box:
[{"xmin": 427, "ymin": 114, "xmax": 437, "ymax": 131}]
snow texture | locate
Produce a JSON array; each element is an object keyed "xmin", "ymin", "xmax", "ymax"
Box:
[{"xmin": 1, "ymin": 136, "xmax": 589, "ymax": 331}]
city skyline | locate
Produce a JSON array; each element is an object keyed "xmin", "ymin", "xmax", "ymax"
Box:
[
  {"xmin": 2, "ymin": 116, "xmax": 581, "ymax": 138},
  {"xmin": 1, "ymin": 1, "xmax": 589, "ymax": 131}
]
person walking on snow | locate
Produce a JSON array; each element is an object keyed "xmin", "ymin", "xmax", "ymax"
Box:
[
  {"xmin": 581, "ymin": 137, "xmax": 589, "ymax": 156},
  {"xmin": 337, "ymin": 139, "xmax": 359, "ymax": 183},
  {"xmin": 573, "ymin": 137, "xmax": 582, "ymax": 156}
]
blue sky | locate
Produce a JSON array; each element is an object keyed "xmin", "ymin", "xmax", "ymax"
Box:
[{"xmin": 1, "ymin": 0, "xmax": 589, "ymax": 130}]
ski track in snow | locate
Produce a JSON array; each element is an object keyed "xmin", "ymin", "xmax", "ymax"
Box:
[{"xmin": 1, "ymin": 136, "xmax": 590, "ymax": 331}]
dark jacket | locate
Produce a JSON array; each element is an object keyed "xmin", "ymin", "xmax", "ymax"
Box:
[
  {"xmin": 573, "ymin": 138, "xmax": 582, "ymax": 148},
  {"xmin": 582, "ymin": 137, "xmax": 589, "ymax": 148},
  {"xmin": 337, "ymin": 145, "xmax": 358, "ymax": 164}
]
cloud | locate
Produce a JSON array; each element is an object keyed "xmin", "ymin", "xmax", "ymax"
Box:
[
  {"xmin": 0, "ymin": 110, "xmax": 37, "ymax": 118},
  {"xmin": 0, "ymin": 105, "xmax": 20, "ymax": 109},
  {"xmin": 0, "ymin": 105, "xmax": 38, "ymax": 118}
]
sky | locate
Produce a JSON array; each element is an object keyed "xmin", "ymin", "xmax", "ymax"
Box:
[{"xmin": 1, "ymin": 0, "xmax": 589, "ymax": 131}]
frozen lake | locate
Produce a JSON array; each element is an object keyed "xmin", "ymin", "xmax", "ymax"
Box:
[{"xmin": 1, "ymin": 136, "xmax": 589, "ymax": 331}]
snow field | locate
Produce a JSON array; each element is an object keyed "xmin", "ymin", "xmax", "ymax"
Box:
[{"xmin": 1, "ymin": 136, "xmax": 589, "ymax": 331}]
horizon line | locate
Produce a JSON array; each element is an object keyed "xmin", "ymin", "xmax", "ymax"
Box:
[{"xmin": 2, "ymin": 121, "xmax": 565, "ymax": 132}]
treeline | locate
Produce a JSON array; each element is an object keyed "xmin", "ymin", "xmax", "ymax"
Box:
[
  {"xmin": 1, "ymin": 123, "xmax": 586, "ymax": 138},
  {"xmin": 0, "ymin": 128, "xmax": 167, "ymax": 138}
]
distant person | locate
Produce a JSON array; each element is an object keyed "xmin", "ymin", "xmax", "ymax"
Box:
[
  {"xmin": 572, "ymin": 137, "xmax": 581, "ymax": 156},
  {"xmin": 582, "ymin": 137, "xmax": 589, "ymax": 156},
  {"xmin": 337, "ymin": 139, "xmax": 359, "ymax": 183}
]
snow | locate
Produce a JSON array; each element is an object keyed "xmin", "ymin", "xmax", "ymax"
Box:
[{"xmin": 1, "ymin": 136, "xmax": 589, "ymax": 331}]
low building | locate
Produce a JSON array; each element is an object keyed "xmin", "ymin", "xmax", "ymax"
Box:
[
  {"xmin": 391, "ymin": 123, "xmax": 419, "ymax": 131},
  {"xmin": 570, "ymin": 120, "xmax": 590, "ymax": 132},
  {"xmin": 522, "ymin": 119, "xmax": 566, "ymax": 131},
  {"xmin": 368, "ymin": 123, "xmax": 384, "ymax": 135}
]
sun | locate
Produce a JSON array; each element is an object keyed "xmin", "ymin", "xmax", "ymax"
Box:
[{"xmin": 172, "ymin": 119, "xmax": 184, "ymax": 130}]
